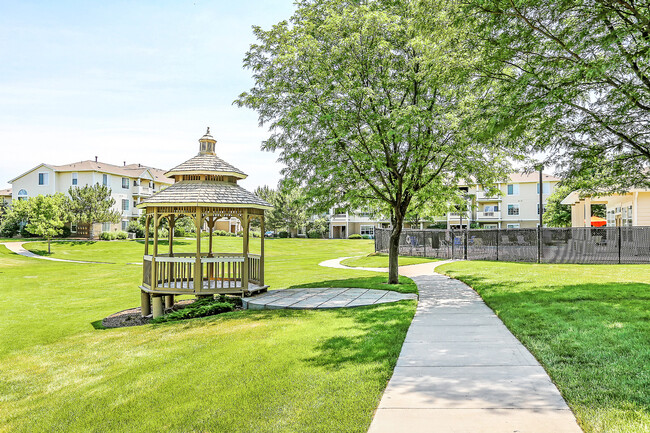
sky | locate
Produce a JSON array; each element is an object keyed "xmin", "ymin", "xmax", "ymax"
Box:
[{"xmin": 0, "ymin": 0, "xmax": 297, "ymax": 191}]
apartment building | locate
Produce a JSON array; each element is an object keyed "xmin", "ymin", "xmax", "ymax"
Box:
[
  {"xmin": 326, "ymin": 172, "xmax": 560, "ymax": 238},
  {"xmin": 561, "ymin": 188, "xmax": 650, "ymax": 227},
  {"xmin": 8, "ymin": 159, "xmax": 173, "ymax": 236}
]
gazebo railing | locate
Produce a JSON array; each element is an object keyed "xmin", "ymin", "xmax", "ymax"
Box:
[{"xmin": 142, "ymin": 253, "xmax": 262, "ymax": 291}]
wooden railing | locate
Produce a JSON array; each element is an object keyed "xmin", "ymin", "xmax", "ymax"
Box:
[{"xmin": 142, "ymin": 253, "xmax": 262, "ymax": 292}]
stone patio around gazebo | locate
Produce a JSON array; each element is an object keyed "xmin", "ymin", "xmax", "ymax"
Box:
[{"xmin": 137, "ymin": 129, "xmax": 272, "ymax": 318}]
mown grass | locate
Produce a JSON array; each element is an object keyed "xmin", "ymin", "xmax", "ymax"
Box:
[
  {"xmin": 439, "ymin": 261, "xmax": 650, "ymax": 433},
  {"xmin": 341, "ymin": 253, "xmax": 437, "ymax": 268},
  {"xmin": 0, "ymin": 240, "xmax": 415, "ymax": 433}
]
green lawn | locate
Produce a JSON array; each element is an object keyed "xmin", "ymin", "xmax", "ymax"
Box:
[
  {"xmin": 341, "ymin": 253, "xmax": 437, "ymax": 268},
  {"xmin": 438, "ymin": 261, "xmax": 650, "ymax": 433},
  {"xmin": 0, "ymin": 239, "xmax": 415, "ymax": 433}
]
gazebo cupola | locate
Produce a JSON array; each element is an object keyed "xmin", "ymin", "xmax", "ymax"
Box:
[{"xmin": 137, "ymin": 128, "xmax": 272, "ymax": 318}]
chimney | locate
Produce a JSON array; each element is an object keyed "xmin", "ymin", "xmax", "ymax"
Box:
[
  {"xmin": 123, "ymin": 161, "xmax": 126, "ymax": 166},
  {"xmin": 95, "ymin": 156, "xmax": 98, "ymax": 162},
  {"xmin": 138, "ymin": 163, "xmax": 141, "ymax": 168}
]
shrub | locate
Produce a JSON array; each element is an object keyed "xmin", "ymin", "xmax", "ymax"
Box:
[
  {"xmin": 307, "ymin": 230, "xmax": 321, "ymax": 239},
  {"xmin": 99, "ymin": 231, "xmax": 115, "ymax": 240},
  {"xmin": 115, "ymin": 231, "xmax": 128, "ymax": 240},
  {"xmin": 362, "ymin": 234, "xmax": 372, "ymax": 239},
  {"xmin": 174, "ymin": 227, "xmax": 186, "ymax": 237},
  {"xmin": 126, "ymin": 221, "xmax": 145, "ymax": 238},
  {"xmin": 348, "ymin": 234, "xmax": 363, "ymax": 239},
  {"xmin": 0, "ymin": 219, "xmax": 21, "ymax": 237},
  {"xmin": 59, "ymin": 225, "xmax": 71, "ymax": 238},
  {"xmin": 152, "ymin": 298, "xmax": 236, "ymax": 323},
  {"xmin": 279, "ymin": 230, "xmax": 289, "ymax": 238}
]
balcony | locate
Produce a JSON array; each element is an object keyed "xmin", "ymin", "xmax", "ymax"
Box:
[
  {"xmin": 447, "ymin": 212, "xmax": 470, "ymax": 220},
  {"xmin": 477, "ymin": 211, "xmax": 502, "ymax": 219},
  {"xmin": 475, "ymin": 191, "xmax": 502, "ymax": 201},
  {"xmin": 132, "ymin": 185, "xmax": 153, "ymax": 197}
]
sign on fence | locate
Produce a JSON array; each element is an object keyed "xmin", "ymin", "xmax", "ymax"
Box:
[{"xmin": 374, "ymin": 227, "xmax": 650, "ymax": 264}]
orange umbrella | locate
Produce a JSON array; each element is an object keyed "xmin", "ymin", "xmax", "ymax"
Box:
[{"xmin": 591, "ymin": 216, "xmax": 607, "ymax": 227}]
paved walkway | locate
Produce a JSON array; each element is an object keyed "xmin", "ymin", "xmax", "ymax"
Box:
[
  {"xmin": 367, "ymin": 261, "xmax": 583, "ymax": 433},
  {"xmin": 242, "ymin": 287, "xmax": 416, "ymax": 310},
  {"xmin": 1, "ymin": 242, "xmax": 108, "ymax": 264}
]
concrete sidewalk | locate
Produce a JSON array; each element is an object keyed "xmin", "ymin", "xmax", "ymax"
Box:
[{"xmin": 368, "ymin": 263, "xmax": 583, "ymax": 433}]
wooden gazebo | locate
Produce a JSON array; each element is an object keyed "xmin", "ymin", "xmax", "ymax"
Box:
[{"xmin": 138, "ymin": 129, "xmax": 272, "ymax": 318}]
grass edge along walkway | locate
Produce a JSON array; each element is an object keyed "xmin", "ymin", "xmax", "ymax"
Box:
[{"xmin": 437, "ymin": 260, "xmax": 650, "ymax": 433}]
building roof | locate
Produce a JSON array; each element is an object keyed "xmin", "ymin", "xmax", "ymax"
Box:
[
  {"xmin": 9, "ymin": 160, "xmax": 173, "ymax": 184},
  {"xmin": 508, "ymin": 172, "xmax": 561, "ymax": 183},
  {"xmin": 165, "ymin": 154, "xmax": 247, "ymax": 179},
  {"xmin": 139, "ymin": 181, "xmax": 272, "ymax": 209},
  {"xmin": 0, "ymin": 188, "xmax": 11, "ymax": 196}
]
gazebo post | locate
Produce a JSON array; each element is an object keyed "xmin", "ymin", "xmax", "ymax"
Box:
[
  {"xmin": 242, "ymin": 210, "xmax": 250, "ymax": 295},
  {"xmin": 168, "ymin": 214, "xmax": 175, "ymax": 256},
  {"xmin": 152, "ymin": 209, "xmax": 159, "ymax": 292},
  {"xmin": 166, "ymin": 214, "xmax": 175, "ymax": 309},
  {"xmin": 141, "ymin": 213, "xmax": 152, "ymax": 317},
  {"xmin": 208, "ymin": 216, "xmax": 214, "ymax": 256},
  {"xmin": 260, "ymin": 214, "xmax": 265, "ymax": 286},
  {"xmin": 194, "ymin": 208, "xmax": 203, "ymax": 295},
  {"xmin": 144, "ymin": 215, "xmax": 150, "ymax": 255}
]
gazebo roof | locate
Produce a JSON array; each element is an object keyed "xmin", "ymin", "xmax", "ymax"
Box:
[
  {"xmin": 139, "ymin": 181, "xmax": 272, "ymax": 209},
  {"xmin": 165, "ymin": 153, "xmax": 247, "ymax": 179}
]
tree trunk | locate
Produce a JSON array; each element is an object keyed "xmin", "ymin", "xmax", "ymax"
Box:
[
  {"xmin": 48, "ymin": 238, "xmax": 51, "ymax": 254},
  {"xmin": 388, "ymin": 213, "xmax": 404, "ymax": 284}
]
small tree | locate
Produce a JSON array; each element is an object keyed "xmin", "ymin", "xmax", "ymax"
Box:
[
  {"xmin": 68, "ymin": 184, "xmax": 121, "ymax": 239},
  {"xmin": 0, "ymin": 199, "xmax": 30, "ymax": 238},
  {"xmin": 25, "ymin": 194, "xmax": 69, "ymax": 253}
]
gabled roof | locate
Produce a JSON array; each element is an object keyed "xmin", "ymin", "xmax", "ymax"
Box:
[
  {"xmin": 139, "ymin": 181, "xmax": 271, "ymax": 209},
  {"xmin": 165, "ymin": 154, "xmax": 247, "ymax": 179},
  {"xmin": 9, "ymin": 160, "xmax": 174, "ymax": 185}
]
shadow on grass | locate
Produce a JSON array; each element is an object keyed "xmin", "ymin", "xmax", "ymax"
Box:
[
  {"xmin": 305, "ymin": 302, "xmax": 415, "ymax": 370},
  {"xmin": 289, "ymin": 275, "xmax": 418, "ymax": 294}
]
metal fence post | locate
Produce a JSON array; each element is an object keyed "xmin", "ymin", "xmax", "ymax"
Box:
[
  {"xmin": 451, "ymin": 228, "xmax": 455, "ymax": 260},
  {"xmin": 537, "ymin": 227, "xmax": 541, "ymax": 264},
  {"xmin": 618, "ymin": 226, "xmax": 622, "ymax": 264},
  {"xmin": 496, "ymin": 227, "xmax": 499, "ymax": 261},
  {"xmin": 423, "ymin": 230, "xmax": 427, "ymax": 258},
  {"xmin": 464, "ymin": 227, "xmax": 468, "ymax": 260}
]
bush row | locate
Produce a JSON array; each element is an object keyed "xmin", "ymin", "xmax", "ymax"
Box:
[
  {"xmin": 99, "ymin": 231, "xmax": 128, "ymax": 240},
  {"xmin": 152, "ymin": 296, "xmax": 239, "ymax": 323}
]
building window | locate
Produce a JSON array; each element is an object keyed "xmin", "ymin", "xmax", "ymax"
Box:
[
  {"xmin": 507, "ymin": 184, "xmax": 519, "ymax": 195},
  {"xmin": 122, "ymin": 178, "xmax": 129, "ymax": 189},
  {"xmin": 628, "ymin": 205, "xmax": 633, "ymax": 226},
  {"xmin": 102, "ymin": 174, "xmax": 108, "ymax": 187},
  {"xmin": 536, "ymin": 183, "xmax": 551, "ymax": 194},
  {"xmin": 102, "ymin": 222, "xmax": 110, "ymax": 232},
  {"xmin": 484, "ymin": 224, "xmax": 497, "ymax": 229},
  {"xmin": 122, "ymin": 199, "xmax": 129, "ymax": 211},
  {"xmin": 360, "ymin": 225, "xmax": 375, "ymax": 238},
  {"xmin": 507, "ymin": 204, "xmax": 520, "ymax": 216},
  {"xmin": 71, "ymin": 224, "xmax": 77, "ymax": 233},
  {"xmin": 507, "ymin": 223, "xmax": 520, "ymax": 229},
  {"xmin": 17, "ymin": 189, "xmax": 28, "ymax": 201},
  {"xmin": 121, "ymin": 220, "xmax": 128, "ymax": 231},
  {"xmin": 72, "ymin": 172, "xmax": 78, "ymax": 185},
  {"xmin": 38, "ymin": 172, "xmax": 49, "ymax": 186},
  {"xmin": 133, "ymin": 180, "xmax": 139, "ymax": 187}
]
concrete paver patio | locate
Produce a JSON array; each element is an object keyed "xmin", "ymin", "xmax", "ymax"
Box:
[{"xmin": 242, "ymin": 287, "xmax": 417, "ymax": 310}]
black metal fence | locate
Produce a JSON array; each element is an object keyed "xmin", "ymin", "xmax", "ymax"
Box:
[{"xmin": 374, "ymin": 227, "xmax": 650, "ymax": 264}]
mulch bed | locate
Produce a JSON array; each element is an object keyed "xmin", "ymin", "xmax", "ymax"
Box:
[{"xmin": 101, "ymin": 299, "xmax": 196, "ymax": 328}]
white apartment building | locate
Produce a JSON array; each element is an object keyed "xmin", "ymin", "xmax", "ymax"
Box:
[
  {"xmin": 327, "ymin": 172, "xmax": 560, "ymax": 238},
  {"xmin": 8, "ymin": 159, "xmax": 173, "ymax": 237}
]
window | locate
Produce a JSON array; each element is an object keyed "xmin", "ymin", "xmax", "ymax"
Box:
[
  {"xmin": 537, "ymin": 203, "xmax": 546, "ymax": 215},
  {"xmin": 628, "ymin": 205, "xmax": 634, "ymax": 226},
  {"xmin": 17, "ymin": 189, "xmax": 28, "ymax": 201},
  {"xmin": 536, "ymin": 183, "xmax": 551, "ymax": 194},
  {"xmin": 133, "ymin": 200, "xmax": 137, "ymax": 208},
  {"xmin": 507, "ymin": 204, "xmax": 520, "ymax": 216},
  {"xmin": 71, "ymin": 224, "xmax": 77, "ymax": 233},
  {"xmin": 102, "ymin": 174, "xmax": 108, "ymax": 187},
  {"xmin": 122, "ymin": 178, "xmax": 129, "ymax": 189},
  {"xmin": 133, "ymin": 180, "xmax": 139, "ymax": 187},
  {"xmin": 102, "ymin": 222, "xmax": 110, "ymax": 232},
  {"xmin": 122, "ymin": 199, "xmax": 129, "ymax": 211},
  {"xmin": 484, "ymin": 224, "xmax": 497, "ymax": 229},
  {"xmin": 507, "ymin": 223, "xmax": 520, "ymax": 229},
  {"xmin": 484, "ymin": 205, "xmax": 498, "ymax": 212},
  {"xmin": 507, "ymin": 184, "xmax": 519, "ymax": 195},
  {"xmin": 121, "ymin": 220, "xmax": 128, "ymax": 231},
  {"xmin": 38, "ymin": 172, "xmax": 48, "ymax": 185},
  {"xmin": 360, "ymin": 225, "xmax": 375, "ymax": 237},
  {"xmin": 72, "ymin": 172, "xmax": 78, "ymax": 185}
]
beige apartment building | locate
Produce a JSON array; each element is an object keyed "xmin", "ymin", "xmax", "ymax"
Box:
[
  {"xmin": 8, "ymin": 159, "xmax": 173, "ymax": 236},
  {"xmin": 328, "ymin": 172, "xmax": 560, "ymax": 238},
  {"xmin": 562, "ymin": 188, "xmax": 650, "ymax": 227}
]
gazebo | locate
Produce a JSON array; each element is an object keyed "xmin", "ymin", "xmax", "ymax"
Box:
[{"xmin": 138, "ymin": 129, "xmax": 272, "ymax": 318}]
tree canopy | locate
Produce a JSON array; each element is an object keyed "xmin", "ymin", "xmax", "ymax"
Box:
[
  {"xmin": 68, "ymin": 184, "xmax": 121, "ymax": 238},
  {"xmin": 238, "ymin": 0, "xmax": 517, "ymax": 282},
  {"xmin": 25, "ymin": 194, "xmax": 69, "ymax": 253},
  {"xmin": 461, "ymin": 0, "xmax": 650, "ymax": 192}
]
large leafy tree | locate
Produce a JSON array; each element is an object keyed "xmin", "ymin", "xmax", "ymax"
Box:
[
  {"xmin": 238, "ymin": 0, "xmax": 514, "ymax": 282},
  {"xmin": 461, "ymin": 0, "xmax": 650, "ymax": 191},
  {"xmin": 25, "ymin": 194, "xmax": 69, "ymax": 253},
  {"xmin": 254, "ymin": 182, "xmax": 308, "ymax": 236},
  {"xmin": 68, "ymin": 184, "xmax": 121, "ymax": 239}
]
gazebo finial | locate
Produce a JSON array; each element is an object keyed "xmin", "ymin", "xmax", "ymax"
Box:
[
  {"xmin": 199, "ymin": 127, "xmax": 216, "ymax": 155},
  {"xmin": 206, "ymin": 127, "xmax": 210, "ymax": 135}
]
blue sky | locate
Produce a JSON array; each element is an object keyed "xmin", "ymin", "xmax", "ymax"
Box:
[{"xmin": 0, "ymin": 0, "xmax": 296, "ymax": 190}]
